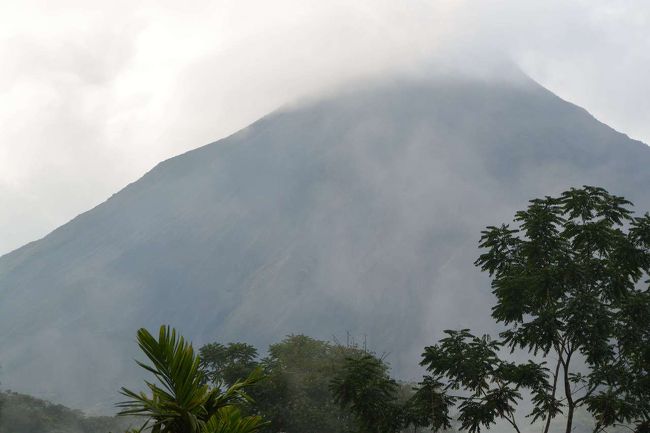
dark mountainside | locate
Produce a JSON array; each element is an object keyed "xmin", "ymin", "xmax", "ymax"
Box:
[{"xmin": 1, "ymin": 73, "xmax": 649, "ymax": 411}]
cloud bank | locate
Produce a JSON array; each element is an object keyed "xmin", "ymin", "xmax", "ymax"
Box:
[{"xmin": 1, "ymin": 0, "xmax": 649, "ymax": 254}]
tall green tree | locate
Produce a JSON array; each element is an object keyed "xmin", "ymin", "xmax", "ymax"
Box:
[
  {"xmin": 200, "ymin": 342, "xmax": 259, "ymax": 388},
  {"xmin": 330, "ymin": 354, "xmax": 403, "ymax": 433},
  {"xmin": 118, "ymin": 326, "xmax": 267, "ymax": 433},
  {"xmin": 403, "ymin": 376, "xmax": 454, "ymax": 432},
  {"xmin": 260, "ymin": 335, "xmax": 353, "ymax": 433},
  {"xmin": 421, "ymin": 186, "xmax": 650, "ymax": 433}
]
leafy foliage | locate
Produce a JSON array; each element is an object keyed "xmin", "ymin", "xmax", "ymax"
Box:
[
  {"xmin": 421, "ymin": 186, "xmax": 650, "ymax": 433},
  {"xmin": 200, "ymin": 343, "xmax": 259, "ymax": 388},
  {"xmin": 330, "ymin": 354, "xmax": 403, "ymax": 433},
  {"xmin": 118, "ymin": 326, "xmax": 267, "ymax": 433},
  {"xmin": 421, "ymin": 330, "xmax": 549, "ymax": 432},
  {"xmin": 201, "ymin": 334, "xmax": 362, "ymax": 433},
  {"xmin": 403, "ymin": 376, "xmax": 454, "ymax": 432}
]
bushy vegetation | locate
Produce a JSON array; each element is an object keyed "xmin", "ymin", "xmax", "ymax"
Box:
[
  {"xmin": 0, "ymin": 391, "xmax": 132, "ymax": 433},
  {"xmin": 198, "ymin": 334, "xmax": 448, "ymax": 433},
  {"xmin": 200, "ymin": 334, "xmax": 378, "ymax": 433}
]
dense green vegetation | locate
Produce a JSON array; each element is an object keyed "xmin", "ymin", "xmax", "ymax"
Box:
[
  {"xmin": 199, "ymin": 333, "xmax": 447, "ymax": 433},
  {"xmin": 200, "ymin": 335, "xmax": 373, "ymax": 433},
  {"xmin": 118, "ymin": 326, "xmax": 266, "ymax": 433},
  {"xmin": 119, "ymin": 326, "xmax": 430, "ymax": 433},
  {"xmin": 0, "ymin": 391, "xmax": 132, "ymax": 433}
]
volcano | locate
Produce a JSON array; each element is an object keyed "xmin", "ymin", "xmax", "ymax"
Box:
[{"xmin": 1, "ymin": 73, "xmax": 649, "ymax": 410}]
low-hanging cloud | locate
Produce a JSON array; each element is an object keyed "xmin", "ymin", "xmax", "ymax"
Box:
[{"xmin": 1, "ymin": 0, "xmax": 649, "ymax": 255}]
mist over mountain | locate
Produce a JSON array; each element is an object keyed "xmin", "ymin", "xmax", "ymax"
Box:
[{"xmin": 1, "ymin": 72, "xmax": 649, "ymax": 412}]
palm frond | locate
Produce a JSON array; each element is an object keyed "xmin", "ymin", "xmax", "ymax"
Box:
[{"xmin": 118, "ymin": 326, "xmax": 267, "ymax": 433}]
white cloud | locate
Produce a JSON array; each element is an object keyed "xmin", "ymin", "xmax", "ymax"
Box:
[{"xmin": 0, "ymin": 0, "xmax": 649, "ymax": 254}]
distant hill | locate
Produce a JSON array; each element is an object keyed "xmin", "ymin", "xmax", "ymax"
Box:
[
  {"xmin": 1, "ymin": 72, "xmax": 649, "ymax": 411},
  {"xmin": 0, "ymin": 391, "xmax": 132, "ymax": 432}
]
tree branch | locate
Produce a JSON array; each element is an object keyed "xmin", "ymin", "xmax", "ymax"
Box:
[
  {"xmin": 573, "ymin": 384, "xmax": 598, "ymax": 407},
  {"xmin": 504, "ymin": 411, "xmax": 523, "ymax": 433}
]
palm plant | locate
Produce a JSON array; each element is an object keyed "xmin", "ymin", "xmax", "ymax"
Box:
[{"xmin": 118, "ymin": 326, "xmax": 267, "ymax": 433}]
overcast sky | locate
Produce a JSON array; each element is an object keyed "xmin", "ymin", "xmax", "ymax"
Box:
[{"xmin": 1, "ymin": 0, "xmax": 649, "ymax": 255}]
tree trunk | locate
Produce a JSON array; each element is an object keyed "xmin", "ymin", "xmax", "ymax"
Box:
[
  {"xmin": 543, "ymin": 356, "xmax": 562, "ymax": 433},
  {"xmin": 565, "ymin": 404, "xmax": 574, "ymax": 433},
  {"xmin": 563, "ymin": 350, "xmax": 575, "ymax": 433}
]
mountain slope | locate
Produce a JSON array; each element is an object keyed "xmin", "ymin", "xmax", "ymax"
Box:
[{"xmin": 1, "ymin": 74, "xmax": 649, "ymax": 411}]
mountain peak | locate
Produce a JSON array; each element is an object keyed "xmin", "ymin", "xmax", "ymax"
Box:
[{"xmin": 1, "ymin": 75, "xmax": 649, "ymax": 411}]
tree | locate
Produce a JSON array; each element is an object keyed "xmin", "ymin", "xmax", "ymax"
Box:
[
  {"xmin": 200, "ymin": 334, "xmax": 362, "ymax": 433},
  {"xmin": 403, "ymin": 376, "xmax": 454, "ymax": 432},
  {"xmin": 330, "ymin": 354, "xmax": 403, "ymax": 433},
  {"xmin": 200, "ymin": 342, "xmax": 259, "ymax": 388},
  {"xmin": 118, "ymin": 326, "xmax": 267, "ymax": 433},
  {"xmin": 260, "ymin": 335, "xmax": 354, "ymax": 433},
  {"xmin": 420, "ymin": 186, "xmax": 650, "ymax": 433}
]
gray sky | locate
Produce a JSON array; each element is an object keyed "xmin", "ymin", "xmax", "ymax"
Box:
[{"xmin": 1, "ymin": 0, "xmax": 649, "ymax": 255}]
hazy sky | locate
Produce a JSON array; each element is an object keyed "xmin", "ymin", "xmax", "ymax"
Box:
[{"xmin": 1, "ymin": 0, "xmax": 649, "ymax": 255}]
